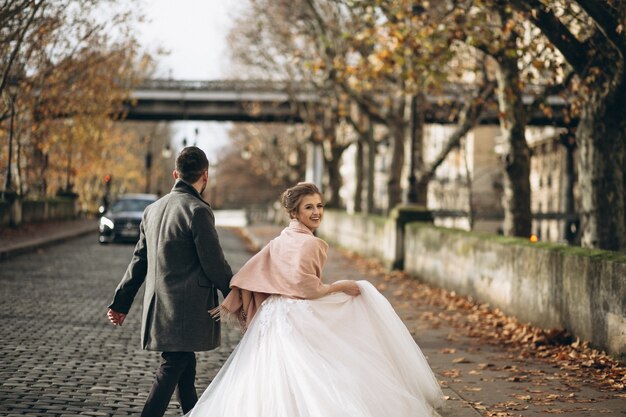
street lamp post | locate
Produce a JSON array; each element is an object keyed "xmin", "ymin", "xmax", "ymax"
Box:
[
  {"xmin": 560, "ymin": 132, "xmax": 578, "ymax": 245},
  {"xmin": 4, "ymin": 81, "xmax": 18, "ymax": 193},
  {"xmin": 145, "ymin": 135, "xmax": 153, "ymax": 194}
]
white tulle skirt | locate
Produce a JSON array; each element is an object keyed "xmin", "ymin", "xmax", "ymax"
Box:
[{"xmin": 187, "ymin": 280, "xmax": 444, "ymax": 417}]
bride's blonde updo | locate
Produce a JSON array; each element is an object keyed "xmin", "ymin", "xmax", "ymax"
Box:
[{"xmin": 281, "ymin": 182, "xmax": 322, "ymax": 219}]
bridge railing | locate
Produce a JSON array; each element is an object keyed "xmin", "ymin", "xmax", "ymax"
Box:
[{"xmin": 138, "ymin": 78, "xmax": 318, "ymax": 93}]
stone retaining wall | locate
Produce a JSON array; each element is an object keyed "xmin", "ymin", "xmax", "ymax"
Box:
[
  {"xmin": 318, "ymin": 211, "xmax": 393, "ymax": 264},
  {"xmin": 318, "ymin": 210, "xmax": 626, "ymax": 358},
  {"xmin": 403, "ymin": 223, "xmax": 626, "ymax": 358},
  {"xmin": 0, "ymin": 197, "xmax": 78, "ymax": 227}
]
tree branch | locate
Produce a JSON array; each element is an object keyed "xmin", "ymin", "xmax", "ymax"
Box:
[
  {"xmin": 0, "ymin": 0, "xmax": 42, "ymax": 95},
  {"xmin": 344, "ymin": 112, "xmax": 365, "ymax": 136},
  {"xmin": 508, "ymin": 0, "xmax": 590, "ymax": 75},
  {"xmin": 525, "ymin": 69, "xmax": 576, "ymax": 115},
  {"xmin": 339, "ymin": 84, "xmax": 389, "ymax": 125},
  {"xmin": 576, "ymin": 0, "xmax": 626, "ymax": 56},
  {"xmin": 418, "ymin": 80, "xmax": 496, "ymax": 185}
]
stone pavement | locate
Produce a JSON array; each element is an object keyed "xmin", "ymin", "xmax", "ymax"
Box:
[
  {"xmin": 0, "ymin": 220, "xmax": 624, "ymax": 416},
  {"xmin": 0, "ymin": 219, "xmax": 96, "ymax": 261}
]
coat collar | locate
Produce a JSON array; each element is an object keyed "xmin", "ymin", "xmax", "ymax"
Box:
[
  {"xmin": 288, "ymin": 219, "xmax": 314, "ymax": 236},
  {"xmin": 172, "ymin": 179, "xmax": 211, "ymax": 207}
]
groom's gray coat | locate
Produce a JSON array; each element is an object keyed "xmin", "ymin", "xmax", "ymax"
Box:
[{"xmin": 109, "ymin": 180, "xmax": 232, "ymax": 351}]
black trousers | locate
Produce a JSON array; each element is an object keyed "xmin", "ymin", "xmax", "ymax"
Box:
[{"xmin": 141, "ymin": 351, "xmax": 198, "ymax": 417}]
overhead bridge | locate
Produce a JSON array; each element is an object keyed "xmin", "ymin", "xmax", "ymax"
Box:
[
  {"xmin": 123, "ymin": 79, "xmax": 316, "ymax": 123},
  {"xmin": 123, "ymin": 79, "xmax": 572, "ymax": 126}
]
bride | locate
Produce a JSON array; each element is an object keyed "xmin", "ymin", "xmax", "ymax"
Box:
[{"xmin": 187, "ymin": 182, "xmax": 444, "ymax": 417}]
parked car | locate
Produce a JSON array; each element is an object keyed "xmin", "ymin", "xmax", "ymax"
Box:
[{"xmin": 99, "ymin": 194, "xmax": 158, "ymax": 244}]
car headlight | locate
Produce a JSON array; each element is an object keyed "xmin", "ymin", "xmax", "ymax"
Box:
[{"xmin": 100, "ymin": 216, "xmax": 114, "ymax": 230}]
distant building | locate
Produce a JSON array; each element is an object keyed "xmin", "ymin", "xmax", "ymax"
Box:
[
  {"xmin": 425, "ymin": 125, "xmax": 503, "ymax": 234},
  {"xmin": 338, "ymin": 122, "xmax": 578, "ymax": 244},
  {"xmin": 525, "ymin": 126, "xmax": 579, "ymax": 244}
]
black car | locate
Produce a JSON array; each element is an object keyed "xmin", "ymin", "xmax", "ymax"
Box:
[{"xmin": 98, "ymin": 194, "xmax": 158, "ymax": 244}]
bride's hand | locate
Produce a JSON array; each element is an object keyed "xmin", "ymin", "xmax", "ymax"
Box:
[
  {"xmin": 340, "ymin": 281, "xmax": 361, "ymax": 296},
  {"xmin": 325, "ymin": 280, "xmax": 361, "ymax": 297}
]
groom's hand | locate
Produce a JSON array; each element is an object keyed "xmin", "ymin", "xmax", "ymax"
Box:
[{"xmin": 107, "ymin": 309, "xmax": 126, "ymax": 326}]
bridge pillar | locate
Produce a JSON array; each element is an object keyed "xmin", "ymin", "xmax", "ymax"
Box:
[{"xmin": 305, "ymin": 142, "xmax": 324, "ymax": 189}]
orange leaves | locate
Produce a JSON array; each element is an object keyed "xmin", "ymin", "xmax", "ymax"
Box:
[
  {"xmin": 441, "ymin": 368, "xmax": 462, "ymax": 379},
  {"xmin": 390, "ymin": 29, "xmax": 406, "ymax": 43}
]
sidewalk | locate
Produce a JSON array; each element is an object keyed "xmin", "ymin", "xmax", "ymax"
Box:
[{"xmin": 0, "ymin": 218, "xmax": 97, "ymax": 261}]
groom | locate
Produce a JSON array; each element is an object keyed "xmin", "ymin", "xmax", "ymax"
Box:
[{"xmin": 107, "ymin": 146, "xmax": 233, "ymax": 416}]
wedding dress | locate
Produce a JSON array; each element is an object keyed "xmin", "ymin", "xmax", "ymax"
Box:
[{"xmin": 186, "ymin": 280, "xmax": 444, "ymax": 417}]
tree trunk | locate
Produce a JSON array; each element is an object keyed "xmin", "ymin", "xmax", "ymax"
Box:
[
  {"xmin": 16, "ymin": 137, "xmax": 23, "ymax": 196},
  {"xmin": 326, "ymin": 145, "xmax": 346, "ymax": 208},
  {"xmin": 386, "ymin": 95, "xmax": 407, "ymax": 212},
  {"xmin": 41, "ymin": 151, "xmax": 48, "ymax": 196},
  {"xmin": 409, "ymin": 93, "xmax": 427, "ymax": 206},
  {"xmin": 495, "ymin": 51, "xmax": 532, "ymax": 238},
  {"xmin": 577, "ymin": 73, "xmax": 626, "ymax": 250},
  {"xmin": 354, "ymin": 139, "xmax": 364, "ymax": 212},
  {"xmin": 366, "ymin": 124, "xmax": 376, "ymax": 214},
  {"xmin": 387, "ymin": 122, "xmax": 405, "ymax": 212},
  {"xmin": 65, "ymin": 136, "xmax": 73, "ymax": 192},
  {"xmin": 462, "ymin": 138, "xmax": 475, "ymax": 230},
  {"xmin": 31, "ymin": 146, "xmax": 45, "ymax": 196}
]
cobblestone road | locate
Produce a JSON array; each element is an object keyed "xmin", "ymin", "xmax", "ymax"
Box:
[{"xmin": 0, "ymin": 229, "xmax": 248, "ymax": 417}]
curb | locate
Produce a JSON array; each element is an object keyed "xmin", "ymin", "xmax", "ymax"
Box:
[{"xmin": 0, "ymin": 224, "xmax": 97, "ymax": 262}]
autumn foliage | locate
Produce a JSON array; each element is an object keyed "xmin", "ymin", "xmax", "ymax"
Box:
[{"xmin": 0, "ymin": 1, "xmax": 155, "ymax": 212}]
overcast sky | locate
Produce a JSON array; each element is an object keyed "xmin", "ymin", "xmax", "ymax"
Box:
[{"xmin": 137, "ymin": 0, "xmax": 247, "ymax": 159}]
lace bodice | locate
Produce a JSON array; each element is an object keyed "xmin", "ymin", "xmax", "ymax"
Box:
[{"xmin": 255, "ymin": 296, "xmax": 313, "ymax": 338}]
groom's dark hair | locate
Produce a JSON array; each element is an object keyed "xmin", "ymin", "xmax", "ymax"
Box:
[{"xmin": 176, "ymin": 146, "xmax": 209, "ymax": 183}]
